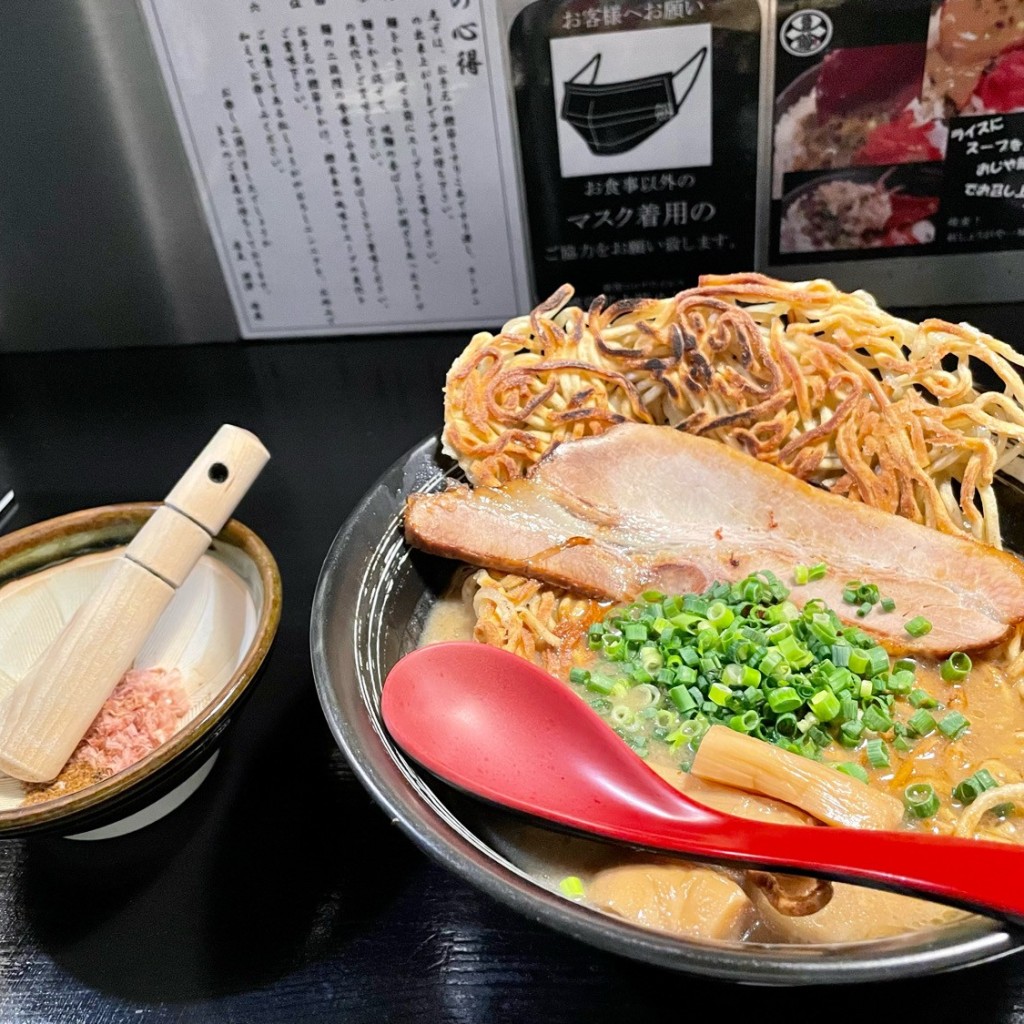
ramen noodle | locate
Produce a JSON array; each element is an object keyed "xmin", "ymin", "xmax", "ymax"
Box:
[{"xmin": 442, "ymin": 273, "xmax": 1024, "ymax": 547}]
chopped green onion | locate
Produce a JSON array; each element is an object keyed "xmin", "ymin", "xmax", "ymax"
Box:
[
  {"xmin": 765, "ymin": 622, "xmax": 793, "ymax": 643},
  {"xmin": 839, "ymin": 719, "xmax": 865, "ymax": 746},
  {"xmin": 706, "ymin": 601, "xmax": 734, "ymax": 630},
  {"xmin": 720, "ymin": 663, "xmax": 744, "ymax": 688},
  {"xmin": 880, "ymin": 597, "xmax": 896, "ymax": 613},
  {"xmin": 938, "ymin": 711, "xmax": 970, "ymax": 740},
  {"xmin": 773, "ymin": 712, "xmax": 799, "ymax": 738},
  {"xmin": 809, "ymin": 689, "xmax": 841, "ymax": 722},
  {"xmin": 848, "ymin": 649, "xmax": 870, "ymax": 676},
  {"xmin": 793, "ymin": 564, "xmax": 810, "ymax": 585},
  {"xmin": 582, "ymin": 578, "xmax": 937, "ymax": 767},
  {"xmin": 941, "ymin": 651, "xmax": 972, "ymax": 682},
  {"xmin": 835, "ymin": 762, "xmax": 869, "ymax": 784},
  {"xmin": 903, "ymin": 782, "xmax": 940, "ymax": 819},
  {"xmin": 887, "ymin": 670, "xmax": 915, "ymax": 694},
  {"xmin": 766, "ymin": 686, "xmax": 802, "ymax": 713},
  {"xmin": 953, "ymin": 768, "xmax": 999, "ymax": 805},
  {"xmin": 668, "ymin": 685, "xmax": 697, "ymax": 713},
  {"xmin": 907, "ymin": 709, "xmax": 937, "ymax": 737},
  {"xmin": 908, "ymin": 688, "xmax": 938, "ymax": 709},
  {"xmin": 585, "ymin": 675, "xmax": 616, "ymax": 695},
  {"xmin": 830, "ymin": 643, "xmax": 851, "ymax": 668},
  {"xmin": 740, "ymin": 665, "xmax": 761, "ymax": 687},
  {"xmin": 865, "ymin": 647, "xmax": 890, "ymax": 676},
  {"xmin": 809, "ymin": 616, "xmax": 838, "ymax": 643},
  {"xmin": 610, "ymin": 705, "xmax": 633, "ymax": 727},
  {"xmin": 904, "ymin": 616, "xmax": 932, "ymax": 638},
  {"xmin": 639, "ymin": 646, "xmax": 663, "ymax": 673},
  {"xmin": 654, "ymin": 709, "xmax": 678, "ymax": 731},
  {"xmin": 862, "ymin": 704, "xmax": 893, "ymax": 733},
  {"xmin": 729, "ymin": 710, "xmax": 760, "ymax": 734},
  {"xmin": 559, "ymin": 876, "xmax": 586, "ymax": 899},
  {"xmin": 866, "ymin": 738, "xmax": 890, "ymax": 769},
  {"xmin": 708, "ymin": 682, "xmax": 732, "ymax": 707},
  {"xmin": 697, "ymin": 627, "xmax": 720, "ymax": 652},
  {"xmin": 602, "ymin": 636, "xmax": 625, "ymax": 660}
]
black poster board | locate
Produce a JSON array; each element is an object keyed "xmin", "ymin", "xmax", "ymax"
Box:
[
  {"xmin": 509, "ymin": 0, "xmax": 761, "ymax": 305},
  {"xmin": 771, "ymin": 0, "xmax": 1024, "ymax": 265}
]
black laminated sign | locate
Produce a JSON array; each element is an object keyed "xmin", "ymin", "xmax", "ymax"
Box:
[
  {"xmin": 509, "ymin": 0, "xmax": 761, "ymax": 306},
  {"xmin": 770, "ymin": 0, "xmax": 1024, "ymax": 265}
]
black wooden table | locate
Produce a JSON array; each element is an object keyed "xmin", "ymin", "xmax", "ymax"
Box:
[{"xmin": 0, "ymin": 319, "xmax": 1023, "ymax": 1022}]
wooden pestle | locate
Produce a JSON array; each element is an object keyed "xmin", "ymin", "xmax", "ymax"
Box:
[{"xmin": 0, "ymin": 424, "xmax": 270, "ymax": 782}]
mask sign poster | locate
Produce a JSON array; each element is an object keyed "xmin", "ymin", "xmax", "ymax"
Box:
[
  {"xmin": 769, "ymin": 0, "xmax": 1024, "ymax": 295},
  {"xmin": 509, "ymin": 0, "xmax": 761, "ymax": 305}
]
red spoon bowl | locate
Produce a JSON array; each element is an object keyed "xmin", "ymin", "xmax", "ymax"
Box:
[{"xmin": 382, "ymin": 641, "xmax": 1024, "ymax": 927}]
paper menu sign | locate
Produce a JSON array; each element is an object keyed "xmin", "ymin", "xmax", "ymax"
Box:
[{"xmin": 139, "ymin": 0, "xmax": 531, "ymax": 338}]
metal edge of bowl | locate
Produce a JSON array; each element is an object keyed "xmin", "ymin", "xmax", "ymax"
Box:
[{"xmin": 309, "ymin": 435, "xmax": 1024, "ymax": 985}]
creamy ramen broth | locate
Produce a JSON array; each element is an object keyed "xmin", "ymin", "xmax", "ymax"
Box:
[{"xmin": 419, "ymin": 591, "xmax": 1024, "ymax": 944}]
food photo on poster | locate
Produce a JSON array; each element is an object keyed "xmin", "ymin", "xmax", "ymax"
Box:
[
  {"xmin": 772, "ymin": 41, "xmax": 946, "ymax": 196},
  {"xmin": 770, "ymin": 0, "xmax": 1024, "ymax": 270},
  {"xmin": 922, "ymin": 0, "xmax": 1024, "ymax": 117},
  {"xmin": 779, "ymin": 163, "xmax": 942, "ymax": 253}
]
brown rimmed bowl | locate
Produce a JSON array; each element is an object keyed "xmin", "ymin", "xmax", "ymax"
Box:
[{"xmin": 0, "ymin": 502, "xmax": 281, "ymax": 839}]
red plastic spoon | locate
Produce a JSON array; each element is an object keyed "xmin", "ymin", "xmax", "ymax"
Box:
[{"xmin": 382, "ymin": 641, "xmax": 1024, "ymax": 926}]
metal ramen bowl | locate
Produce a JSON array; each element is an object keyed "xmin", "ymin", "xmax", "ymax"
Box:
[{"xmin": 310, "ymin": 435, "xmax": 1024, "ymax": 984}]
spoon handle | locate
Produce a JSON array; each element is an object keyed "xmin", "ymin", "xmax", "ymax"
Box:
[{"xmin": 593, "ymin": 802, "xmax": 1024, "ymax": 925}]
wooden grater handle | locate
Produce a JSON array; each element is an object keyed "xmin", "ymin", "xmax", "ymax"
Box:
[
  {"xmin": 127, "ymin": 425, "xmax": 270, "ymax": 586},
  {"xmin": 162, "ymin": 424, "xmax": 270, "ymax": 537},
  {"xmin": 0, "ymin": 424, "xmax": 270, "ymax": 783}
]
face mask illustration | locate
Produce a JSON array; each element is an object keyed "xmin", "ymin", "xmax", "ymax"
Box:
[{"xmin": 560, "ymin": 47, "xmax": 708, "ymax": 156}]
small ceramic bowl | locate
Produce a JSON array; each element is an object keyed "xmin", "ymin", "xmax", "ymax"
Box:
[{"xmin": 0, "ymin": 503, "xmax": 281, "ymax": 839}]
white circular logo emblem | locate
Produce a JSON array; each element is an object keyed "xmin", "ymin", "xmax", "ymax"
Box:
[{"xmin": 779, "ymin": 9, "xmax": 833, "ymax": 57}]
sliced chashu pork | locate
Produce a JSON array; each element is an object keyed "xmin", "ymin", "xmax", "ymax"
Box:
[{"xmin": 406, "ymin": 423, "xmax": 1024, "ymax": 655}]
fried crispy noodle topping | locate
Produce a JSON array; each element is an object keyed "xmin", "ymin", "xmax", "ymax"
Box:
[
  {"xmin": 442, "ymin": 272, "xmax": 1024, "ymax": 547},
  {"xmin": 466, "ymin": 569, "xmax": 604, "ymax": 680}
]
